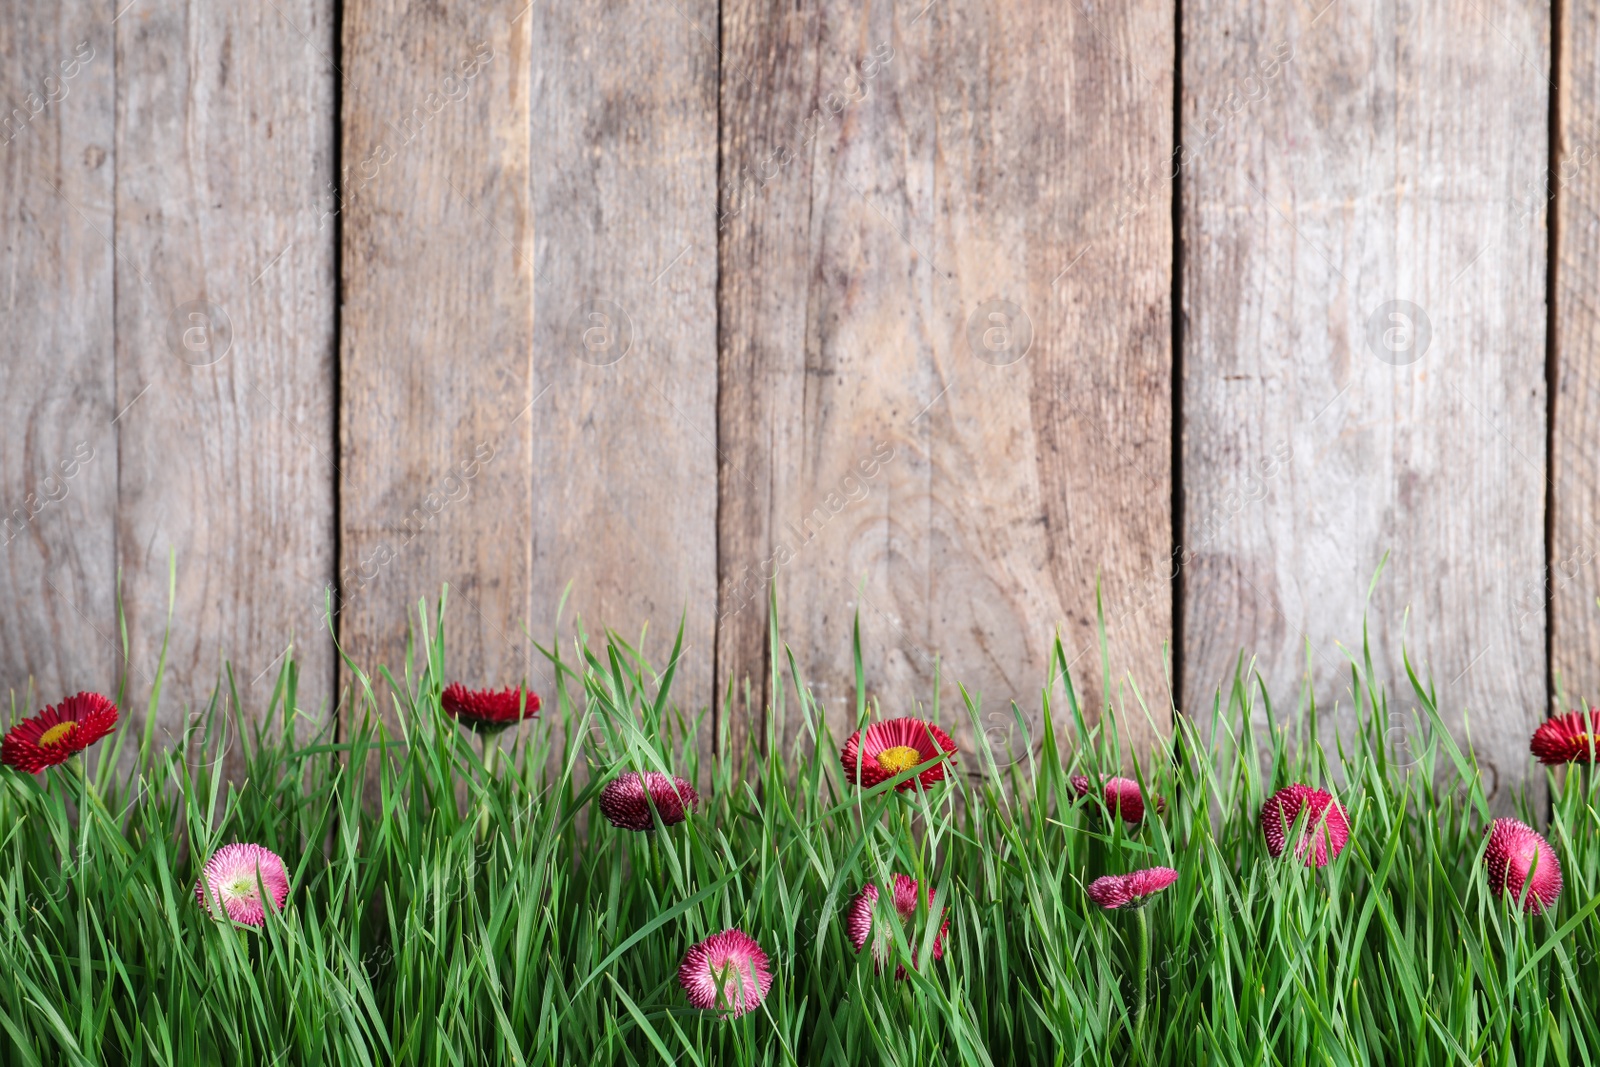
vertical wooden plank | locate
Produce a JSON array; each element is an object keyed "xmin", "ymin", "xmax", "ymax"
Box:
[
  {"xmin": 115, "ymin": 1, "xmax": 337, "ymax": 744},
  {"xmin": 0, "ymin": 6, "xmax": 116, "ymax": 708},
  {"xmin": 1552, "ymin": 0, "xmax": 1600, "ymax": 710},
  {"xmin": 719, "ymin": 2, "xmax": 1175, "ymax": 764},
  {"xmin": 1182, "ymin": 0, "xmax": 1549, "ymax": 801},
  {"xmin": 529, "ymin": 1, "xmax": 718, "ymax": 737},
  {"xmin": 341, "ymin": 4, "xmax": 533, "ymax": 704}
]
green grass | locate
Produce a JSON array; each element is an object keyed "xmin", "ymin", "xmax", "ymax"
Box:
[{"xmin": 2, "ymin": 588, "xmax": 1598, "ymax": 1066}]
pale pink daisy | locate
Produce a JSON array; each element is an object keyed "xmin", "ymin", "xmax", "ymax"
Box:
[
  {"xmin": 194, "ymin": 843, "xmax": 291, "ymax": 927},
  {"xmin": 678, "ymin": 928, "xmax": 773, "ymax": 1018},
  {"xmin": 845, "ymin": 872, "xmax": 950, "ymax": 979}
]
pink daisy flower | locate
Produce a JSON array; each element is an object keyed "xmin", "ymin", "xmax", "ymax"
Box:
[
  {"xmin": 1085, "ymin": 866, "xmax": 1179, "ymax": 909},
  {"xmin": 598, "ymin": 771, "xmax": 699, "ymax": 831},
  {"xmin": 1260, "ymin": 784, "xmax": 1350, "ymax": 868},
  {"xmin": 1071, "ymin": 774, "xmax": 1165, "ymax": 826},
  {"xmin": 1484, "ymin": 818, "xmax": 1562, "ymax": 913},
  {"xmin": 840, "ymin": 717, "xmax": 957, "ymax": 791},
  {"xmin": 678, "ymin": 928, "xmax": 773, "ymax": 1019},
  {"xmin": 194, "ymin": 843, "xmax": 291, "ymax": 928},
  {"xmin": 845, "ymin": 873, "xmax": 950, "ymax": 978},
  {"xmin": 440, "ymin": 683, "xmax": 540, "ymax": 733},
  {"xmin": 1530, "ymin": 709, "xmax": 1600, "ymax": 765},
  {"xmin": 1, "ymin": 692, "xmax": 118, "ymax": 774}
]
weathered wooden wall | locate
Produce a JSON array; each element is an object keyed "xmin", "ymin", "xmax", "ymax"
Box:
[
  {"xmin": 1182, "ymin": 0, "xmax": 1551, "ymax": 800},
  {"xmin": 1, "ymin": 0, "xmax": 1594, "ymax": 801},
  {"xmin": 1, "ymin": 4, "xmax": 117, "ymax": 713},
  {"xmin": 718, "ymin": 0, "xmax": 1174, "ymax": 763},
  {"xmin": 530, "ymin": 0, "xmax": 719, "ymax": 731},
  {"xmin": 117, "ymin": 0, "xmax": 339, "ymax": 758},
  {"xmin": 340, "ymin": 1, "xmax": 533, "ymax": 708},
  {"xmin": 3, "ymin": 1, "xmax": 337, "ymax": 759},
  {"xmin": 1554, "ymin": 0, "xmax": 1600, "ymax": 713}
]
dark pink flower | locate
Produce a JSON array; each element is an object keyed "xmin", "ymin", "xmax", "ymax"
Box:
[
  {"xmin": 194, "ymin": 843, "xmax": 291, "ymax": 927},
  {"xmin": 1, "ymin": 692, "xmax": 118, "ymax": 773},
  {"xmin": 598, "ymin": 771, "xmax": 699, "ymax": 831},
  {"xmin": 840, "ymin": 717, "xmax": 957, "ymax": 791},
  {"xmin": 1530, "ymin": 709, "xmax": 1600, "ymax": 765},
  {"xmin": 1485, "ymin": 818, "xmax": 1562, "ymax": 913},
  {"xmin": 440, "ymin": 683, "xmax": 540, "ymax": 733},
  {"xmin": 1071, "ymin": 774, "xmax": 1165, "ymax": 826},
  {"xmin": 1086, "ymin": 867, "xmax": 1179, "ymax": 909},
  {"xmin": 1260, "ymin": 784, "xmax": 1349, "ymax": 868},
  {"xmin": 679, "ymin": 928, "xmax": 773, "ymax": 1018},
  {"xmin": 845, "ymin": 873, "xmax": 950, "ymax": 978}
]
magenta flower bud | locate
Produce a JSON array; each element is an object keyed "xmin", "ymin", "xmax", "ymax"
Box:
[
  {"xmin": 598, "ymin": 771, "xmax": 699, "ymax": 831},
  {"xmin": 1260, "ymin": 784, "xmax": 1349, "ymax": 868},
  {"xmin": 1071, "ymin": 774, "xmax": 1165, "ymax": 826},
  {"xmin": 1484, "ymin": 818, "xmax": 1562, "ymax": 913}
]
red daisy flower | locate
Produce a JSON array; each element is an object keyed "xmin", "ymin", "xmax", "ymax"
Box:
[
  {"xmin": 840, "ymin": 717, "xmax": 957, "ymax": 791},
  {"xmin": 598, "ymin": 771, "xmax": 699, "ymax": 831},
  {"xmin": 194, "ymin": 842, "xmax": 292, "ymax": 927},
  {"xmin": 440, "ymin": 683, "xmax": 539, "ymax": 733},
  {"xmin": 1530, "ymin": 709, "xmax": 1600, "ymax": 765},
  {"xmin": 845, "ymin": 872, "xmax": 950, "ymax": 979},
  {"xmin": 679, "ymin": 928, "xmax": 773, "ymax": 1018},
  {"xmin": 1, "ymin": 692, "xmax": 119, "ymax": 773},
  {"xmin": 1484, "ymin": 818, "xmax": 1562, "ymax": 913},
  {"xmin": 1260, "ymin": 784, "xmax": 1350, "ymax": 868},
  {"xmin": 1071, "ymin": 774, "xmax": 1166, "ymax": 826},
  {"xmin": 1086, "ymin": 866, "xmax": 1179, "ymax": 910}
]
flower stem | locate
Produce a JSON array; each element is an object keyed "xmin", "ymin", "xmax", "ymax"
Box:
[
  {"xmin": 477, "ymin": 736, "xmax": 500, "ymax": 840},
  {"xmin": 78, "ymin": 751, "xmax": 92, "ymax": 883},
  {"xmin": 1134, "ymin": 904, "xmax": 1151, "ymax": 1058}
]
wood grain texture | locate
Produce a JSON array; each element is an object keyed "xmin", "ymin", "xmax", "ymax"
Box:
[
  {"xmin": 1552, "ymin": 0, "xmax": 1600, "ymax": 711},
  {"xmin": 529, "ymin": 0, "xmax": 718, "ymax": 746},
  {"xmin": 341, "ymin": 2, "xmax": 533, "ymax": 707},
  {"xmin": 0, "ymin": 5, "xmax": 117, "ymax": 710},
  {"xmin": 718, "ymin": 2, "xmax": 1175, "ymax": 766},
  {"xmin": 1181, "ymin": 0, "xmax": 1549, "ymax": 802},
  {"xmin": 113, "ymin": 1, "xmax": 337, "ymax": 748}
]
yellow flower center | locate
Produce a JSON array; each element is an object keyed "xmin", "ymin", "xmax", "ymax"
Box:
[
  {"xmin": 877, "ymin": 745, "xmax": 922, "ymax": 774},
  {"xmin": 38, "ymin": 721, "xmax": 77, "ymax": 747}
]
